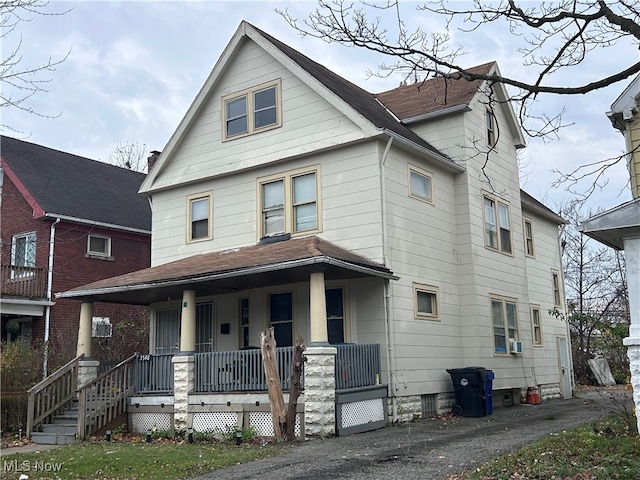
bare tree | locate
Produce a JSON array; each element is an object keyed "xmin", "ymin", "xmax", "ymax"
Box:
[
  {"xmin": 279, "ymin": 0, "xmax": 640, "ymax": 194},
  {"xmin": 1, "ymin": 0, "xmax": 70, "ymax": 124},
  {"xmin": 107, "ymin": 141, "xmax": 148, "ymax": 173}
]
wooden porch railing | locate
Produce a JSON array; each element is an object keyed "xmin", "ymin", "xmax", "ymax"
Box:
[
  {"xmin": 335, "ymin": 343, "xmax": 381, "ymax": 390},
  {"xmin": 26, "ymin": 355, "xmax": 82, "ymax": 439},
  {"xmin": 77, "ymin": 354, "xmax": 136, "ymax": 440},
  {"xmin": 1, "ymin": 264, "xmax": 47, "ymax": 298}
]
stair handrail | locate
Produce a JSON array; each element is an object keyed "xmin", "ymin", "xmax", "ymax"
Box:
[
  {"xmin": 26, "ymin": 354, "xmax": 83, "ymax": 439},
  {"xmin": 77, "ymin": 354, "xmax": 137, "ymax": 440}
]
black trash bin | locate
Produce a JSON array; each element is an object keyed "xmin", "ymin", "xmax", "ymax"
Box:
[{"xmin": 446, "ymin": 367, "xmax": 488, "ymax": 417}]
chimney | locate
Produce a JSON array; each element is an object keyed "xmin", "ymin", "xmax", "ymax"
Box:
[{"xmin": 147, "ymin": 150, "xmax": 161, "ymax": 173}]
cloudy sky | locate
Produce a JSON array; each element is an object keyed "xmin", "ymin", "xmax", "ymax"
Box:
[{"xmin": 2, "ymin": 0, "xmax": 636, "ymax": 214}]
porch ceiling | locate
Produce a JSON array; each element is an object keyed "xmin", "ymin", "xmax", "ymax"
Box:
[{"xmin": 56, "ymin": 235, "xmax": 397, "ymax": 305}]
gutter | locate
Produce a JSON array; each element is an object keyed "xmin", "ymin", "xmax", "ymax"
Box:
[
  {"xmin": 43, "ymin": 213, "xmax": 151, "ymax": 235},
  {"xmin": 401, "ymin": 104, "xmax": 470, "ymax": 124},
  {"xmin": 43, "ymin": 217, "xmax": 60, "ymax": 377},
  {"xmin": 382, "ymin": 129, "xmax": 465, "ymax": 173}
]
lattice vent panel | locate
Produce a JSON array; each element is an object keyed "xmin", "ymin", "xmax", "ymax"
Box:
[
  {"xmin": 340, "ymin": 398, "xmax": 385, "ymax": 428},
  {"xmin": 131, "ymin": 413, "xmax": 172, "ymax": 434},
  {"xmin": 249, "ymin": 412, "xmax": 302, "ymax": 437},
  {"xmin": 192, "ymin": 412, "xmax": 238, "ymax": 433}
]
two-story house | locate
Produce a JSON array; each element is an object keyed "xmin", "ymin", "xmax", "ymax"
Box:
[
  {"xmin": 52, "ymin": 21, "xmax": 570, "ymax": 440},
  {"xmin": 0, "ymin": 136, "xmax": 152, "ymax": 371}
]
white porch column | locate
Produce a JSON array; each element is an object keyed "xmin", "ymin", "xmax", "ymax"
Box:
[
  {"xmin": 171, "ymin": 354, "xmax": 194, "ymax": 433},
  {"xmin": 76, "ymin": 301, "xmax": 93, "ymax": 358},
  {"xmin": 309, "ymin": 271, "xmax": 328, "ymax": 344},
  {"xmin": 622, "ymin": 237, "xmax": 640, "ymax": 435},
  {"xmin": 304, "ymin": 345, "xmax": 336, "ymax": 437},
  {"xmin": 180, "ymin": 290, "xmax": 196, "ymax": 353}
]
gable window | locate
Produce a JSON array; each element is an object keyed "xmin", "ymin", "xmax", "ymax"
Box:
[
  {"xmin": 409, "ymin": 165, "xmax": 433, "ymax": 204},
  {"xmin": 270, "ymin": 292, "xmax": 293, "ymax": 347},
  {"xmin": 223, "ymin": 80, "xmax": 281, "ymax": 140},
  {"xmin": 414, "ymin": 283, "xmax": 440, "ymax": 319},
  {"xmin": 552, "ymin": 270, "xmax": 562, "ymax": 306},
  {"xmin": 523, "ymin": 218, "xmax": 535, "ymax": 256},
  {"xmin": 240, "ymin": 298, "xmax": 250, "ymax": 349},
  {"xmin": 91, "ymin": 317, "xmax": 112, "ymax": 338},
  {"xmin": 531, "ymin": 306, "xmax": 543, "ymax": 346},
  {"xmin": 486, "ymin": 109, "xmax": 497, "ymax": 148},
  {"xmin": 259, "ymin": 168, "xmax": 319, "ymax": 238},
  {"xmin": 187, "ymin": 193, "xmax": 212, "ymax": 242},
  {"xmin": 87, "ymin": 235, "xmax": 111, "ymax": 257},
  {"xmin": 326, "ymin": 287, "xmax": 345, "ymax": 344},
  {"xmin": 491, "ymin": 296, "xmax": 519, "ymax": 354},
  {"xmin": 484, "ymin": 195, "xmax": 512, "ymax": 254}
]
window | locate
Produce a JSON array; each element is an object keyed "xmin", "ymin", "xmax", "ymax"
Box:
[
  {"xmin": 87, "ymin": 235, "xmax": 111, "ymax": 257},
  {"xmin": 258, "ymin": 168, "xmax": 319, "ymax": 237},
  {"xmin": 491, "ymin": 296, "xmax": 519, "ymax": 354},
  {"xmin": 552, "ymin": 270, "xmax": 562, "ymax": 306},
  {"xmin": 240, "ymin": 298, "xmax": 250, "ymax": 348},
  {"xmin": 409, "ymin": 165, "xmax": 433, "ymax": 203},
  {"xmin": 486, "ymin": 109, "xmax": 497, "ymax": 148},
  {"xmin": 414, "ymin": 283, "xmax": 440, "ymax": 319},
  {"xmin": 326, "ymin": 288, "xmax": 345, "ymax": 344},
  {"xmin": 11, "ymin": 232, "xmax": 36, "ymax": 267},
  {"xmin": 523, "ymin": 218, "xmax": 535, "ymax": 256},
  {"xmin": 269, "ymin": 292, "xmax": 292, "ymax": 347},
  {"xmin": 187, "ymin": 193, "xmax": 212, "ymax": 242},
  {"xmin": 484, "ymin": 195, "xmax": 512, "ymax": 253},
  {"xmin": 196, "ymin": 302, "xmax": 214, "ymax": 353},
  {"xmin": 223, "ymin": 80, "xmax": 281, "ymax": 140},
  {"xmin": 531, "ymin": 306, "xmax": 542, "ymax": 346},
  {"xmin": 91, "ymin": 317, "xmax": 112, "ymax": 338}
]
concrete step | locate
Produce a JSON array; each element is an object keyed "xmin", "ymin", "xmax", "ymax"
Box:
[
  {"xmin": 31, "ymin": 432, "xmax": 76, "ymax": 445},
  {"xmin": 52, "ymin": 414, "xmax": 78, "ymax": 424},
  {"xmin": 41, "ymin": 423, "xmax": 77, "ymax": 434}
]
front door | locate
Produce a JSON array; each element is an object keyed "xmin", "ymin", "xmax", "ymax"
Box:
[{"xmin": 557, "ymin": 336, "xmax": 572, "ymax": 399}]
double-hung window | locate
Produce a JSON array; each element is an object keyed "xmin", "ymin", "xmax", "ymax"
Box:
[
  {"xmin": 484, "ymin": 195, "xmax": 512, "ymax": 254},
  {"xmin": 491, "ymin": 296, "xmax": 519, "ymax": 354},
  {"xmin": 187, "ymin": 193, "xmax": 212, "ymax": 242},
  {"xmin": 552, "ymin": 270, "xmax": 562, "ymax": 307},
  {"xmin": 523, "ymin": 218, "xmax": 535, "ymax": 256},
  {"xmin": 223, "ymin": 80, "xmax": 281, "ymax": 140},
  {"xmin": 531, "ymin": 306, "xmax": 543, "ymax": 346},
  {"xmin": 259, "ymin": 168, "xmax": 319, "ymax": 238},
  {"xmin": 486, "ymin": 109, "xmax": 497, "ymax": 149}
]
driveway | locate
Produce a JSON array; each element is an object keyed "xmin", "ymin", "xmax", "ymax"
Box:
[{"xmin": 192, "ymin": 388, "xmax": 631, "ymax": 480}]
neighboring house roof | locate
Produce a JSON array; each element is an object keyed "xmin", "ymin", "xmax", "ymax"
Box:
[
  {"xmin": 375, "ymin": 63, "xmax": 492, "ymax": 121},
  {"xmin": 520, "ymin": 190, "xmax": 566, "ymax": 225},
  {"xmin": 580, "ymin": 198, "xmax": 640, "ymax": 250},
  {"xmin": 57, "ymin": 236, "xmax": 397, "ymax": 304},
  {"xmin": 608, "ymin": 72, "xmax": 640, "ymax": 131},
  {"xmin": 1, "ymin": 136, "xmax": 151, "ymax": 233}
]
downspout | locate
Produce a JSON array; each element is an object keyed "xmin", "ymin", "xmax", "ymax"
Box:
[
  {"xmin": 557, "ymin": 223, "xmax": 575, "ymax": 391},
  {"xmin": 43, "ymin": 217, "xmax": 60, "ymax": 377},
  {"xmin": 379, "ymin": 137, "xmax": 399, "ymax": 422}
]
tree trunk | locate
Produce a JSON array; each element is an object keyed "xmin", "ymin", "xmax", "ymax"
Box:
[
  {"xmin": 285, "ymin": 336, "xmax": 306, "ymax": 441},
  {"xmin": 261, "ymin": 327, "xmax": 286, "ymax": 441}
]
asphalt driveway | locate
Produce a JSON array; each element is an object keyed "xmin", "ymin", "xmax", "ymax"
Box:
[{"xmin": 192, "ymin": 388, "xmax": 631, "ymax": 480}]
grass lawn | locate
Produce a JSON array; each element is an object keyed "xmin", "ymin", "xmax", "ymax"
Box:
[{"xmin": 1, "ymin": 438, "xmax": 283, "ymax": 480}]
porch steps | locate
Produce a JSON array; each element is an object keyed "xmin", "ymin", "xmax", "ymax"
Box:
[{"xmin": 31, "ymin": 405, "xmax": 78, "ymax": 445}]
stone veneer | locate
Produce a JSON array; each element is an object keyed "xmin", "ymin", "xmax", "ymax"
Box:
[
  {"xmin": 77, "ymin": 359, "xmax": 99, "ymax": 388},
  {"xmin": 172, "ymin": 355, "xmax": 194, "ymax": 433},
  {"xmin": 624, "ymin": 340, "xmax": 640, "ymax": 434},
  {"xmin": 303, "ymin": 346, "xmax": 336, "ymax": 437}
]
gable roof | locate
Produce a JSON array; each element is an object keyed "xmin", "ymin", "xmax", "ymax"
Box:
[
  {"xmin": 57, "ymin": 235, "xmax": 397, "ymax": 304},
  {"xmin": 1, "ymin": 136, "xmax": 151, "ymax": 233},
  {"xmin": 520, "ymin": 190, "xmax": 566, "ymax": 225}
]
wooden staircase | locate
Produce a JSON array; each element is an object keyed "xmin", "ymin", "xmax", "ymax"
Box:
[{"xmin": 31, "ymin": 401, "xmax": 78, "ymax": 445}]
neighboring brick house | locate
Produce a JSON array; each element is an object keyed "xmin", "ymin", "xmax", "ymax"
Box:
[{"xmin": 0, "ymin": 136, "xmax": 151, "ymax": 369}]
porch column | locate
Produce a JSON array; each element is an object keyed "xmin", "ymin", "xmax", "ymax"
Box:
[
  {"xmin": 180, "ymin": 290, "xmax": 196, "ymax": 353},
  {"xmin": 309, "ymin": 271, "xmax": 328, "ymax": 344},
  {"xmin": 622, "ymin": 237, "xmax": 640, "ymax": 435},
  {"xmin": 304, "ymin": 345, "xmax": 336, "ymax": 437},
  {"xmin": 172, "ymin": 354, "xmax": 194, "ymax": 433},
  {"xmin": 76, "ymin": 301, "xmax": 99, "ymax": 386}
]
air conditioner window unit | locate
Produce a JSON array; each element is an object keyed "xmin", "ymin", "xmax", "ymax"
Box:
[{"xmin": 510, "ymin": 340, "xmax": 523, "ymax": 354}]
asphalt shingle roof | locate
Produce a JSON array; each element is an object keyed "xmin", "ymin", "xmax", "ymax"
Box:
[{"xmin": 1, "ymin": 136, "xmax": 151, "ymax": 231}]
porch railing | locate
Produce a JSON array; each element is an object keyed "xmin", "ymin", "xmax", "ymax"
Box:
[
  {"xmin": 26, "ymin": 355, "xmax": 82, "ymax": 439},
  {"xmin": 1, "ymin": 264, "xmax": 47, "ymax": 298},
  {"xmin": 194, "ymin": 347, "xmax": 299, "ymax": 392},
  {"xmin": 134, "ymin": 353, "xmax": 174, "ymax": 393},
  {"xmin": 335, "ymin": 343, "xmax": 381, "ymax": 390},
  {"xmin": 77, "ymin": 355, "xmax": 136, "ymax": 440}
]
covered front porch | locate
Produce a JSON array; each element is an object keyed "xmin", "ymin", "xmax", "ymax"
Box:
[{"xmin": 48, "ymin": 236, "xmax": 397, "ymax": 439}]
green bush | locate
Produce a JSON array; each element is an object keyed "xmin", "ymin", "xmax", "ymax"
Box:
[{"xmin": 0, "ymin": 394, "xmax": 28, "ymax": 432}]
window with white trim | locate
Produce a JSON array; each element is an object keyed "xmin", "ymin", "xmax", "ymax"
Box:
[
  {"xmin": 258, "ymin": 168, "xmax": 319, "ymax": 238},
  {"xmin": 187, "ymin": 193, "xmax": 212, "ymax": 242},
  {"xmin": 11, "ymin": 232, "xmax": 36, "ymax": 268},
  {"xmin": 92, "ymin": 317, "xmax": 112, "ymax": 338},
  {"xmin": 87, "ymin": 235, "xmax": 111, "ymax": 257},
  {"xmin": 408, "ymin": 165, "xmax": 433, "ymax": 204},
  {"xmin": 223, "ymin": 80, "xmax": 281, "ymax": 140},
  {"xmin": 531, "ymin": 306, "xmax": 542, "ymax": 346},
  {"xmin": 414, "ymin": 283, "xmax": 440, "ymax": 319},
  {"xmin": 484, "ymin": 195, "xmax": 512, "ymax": 254},
  {"xmin": 523, "ymin": 218, "xmax": 535, "ymax": 256},
  {"xmin": 491, "ymin": 296, "xmax": 519, "ymax": 354}
]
